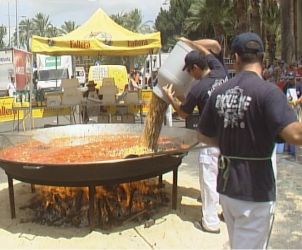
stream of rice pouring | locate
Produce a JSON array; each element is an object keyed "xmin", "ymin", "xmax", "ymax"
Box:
[{"xmin": 143, "ymin": 93, "xmax": 168, "ymax": 151}]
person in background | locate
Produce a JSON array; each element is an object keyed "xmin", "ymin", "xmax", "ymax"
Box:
[
  {"xmin": 283, "ymin": 72, "xmax": 302, "ymax": 102},
  {"xmin": 163, "ymin": 38, "xmax": 228, "ymax": 234},
  {"xmin": 128, "ymin": 71, "xmax": 141, "ymax": 91},
  {"xmin": 33, "ymin": 70, "xmax": 38, "ymax": 90},
  {"xmin": 278, "ymin": 59, "xmax": 287, "ymax": 79},
  {"xmin": 151, "ymin": 70, "xmax": 159, "ymax": 88},
  {"xmin": 7, "ymin": 76, "xmax": 16, "ymax": 97},
  {"xmin": 197, "ymin": 32, "xmax": 302, "ymax": 249},
  {"xmin": 82, "ymin": 80, "xmax": 100, "ymax": 123},
  {"xmin": 297, "ymin": 64, "xmax": 302, "ymax": 76},
  {"xmin": 262, "ymin": 69, "xmax": 271, "ymax": 81},
  {"xmin": 295, "ymin": 73, "xmax": 302, "ymax": 99},
  {"xmin": 282, "ymin": 72, "xmax": 301, "ymax": 156}
]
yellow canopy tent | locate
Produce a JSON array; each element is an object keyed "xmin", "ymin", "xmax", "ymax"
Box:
[{"xmin": 31, "ymin": 8, "xmax": 161, "ymax": 56}]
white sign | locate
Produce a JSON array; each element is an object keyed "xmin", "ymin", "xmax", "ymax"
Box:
[
  {"xmin": 0, "ymin": 50, "xmax": 13, "ymax": 65},
  {"xmin": 287, "ymin": 88, "xmax": 298, "ymax": 102}
]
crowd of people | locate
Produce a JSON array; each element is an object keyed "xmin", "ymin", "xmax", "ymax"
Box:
[{"xmin": 263, "ymin": 59, "xmax": 302, "ymax": 105}]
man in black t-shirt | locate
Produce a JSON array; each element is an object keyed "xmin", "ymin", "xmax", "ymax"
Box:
[
  {"xmin": 163, "ymin": 40, "xmax": 228, "ymax": 234},
  {"xmin": 198, "ymin": 32, "xmax": 302, "ymax": 249}
]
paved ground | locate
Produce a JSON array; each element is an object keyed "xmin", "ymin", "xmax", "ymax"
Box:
[{"xmin": 0, "ymin": 118, "xmax": 301, "ymax": 249}]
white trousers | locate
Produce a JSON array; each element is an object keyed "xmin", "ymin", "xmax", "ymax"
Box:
[
  {"xmin": 220, "ymin": 194, "xmax": 275, "ymax": 249},
  {"xmin": 272, "ymin": 146, "xmax": 277, "ymax": 180},
  {"xmin": 164, "ymin": 104, "xmax": 173, "ymax": 127},
  {"xmin": 199, "ymin": 147, "xmax": 220, "ymax": 230}
]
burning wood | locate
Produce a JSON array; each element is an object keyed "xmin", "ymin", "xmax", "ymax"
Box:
[{"xmin": 20, "ymin": 179, "xmax": 168, "ymax": 228}]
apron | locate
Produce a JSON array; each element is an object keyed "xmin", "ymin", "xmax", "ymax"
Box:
[{"xmin": 218, "ymin": 154, "xmax": 272, "ymax": 192}]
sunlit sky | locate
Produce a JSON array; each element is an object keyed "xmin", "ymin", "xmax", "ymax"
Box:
[{"xmin": 0, "ymin": 0, "xmax": 168, "ymax": 32}]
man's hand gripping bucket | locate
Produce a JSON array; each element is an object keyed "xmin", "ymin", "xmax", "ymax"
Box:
[{"xmin": 152, "ymin": 41, "xmax": 194, "ymax": 103}]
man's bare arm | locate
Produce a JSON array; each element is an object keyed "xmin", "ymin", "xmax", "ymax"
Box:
[
  {"xmin": 179, "ymin": 37, "xmax": 221, "ymax": 55},
  {"xmin": 193, "ymin": 39, "xmax": 221, "ymax": 55},
  {"xmin": 279, "ymin": 122, "xmax": 302, "ymax": 144},
  {"xmin": 162, "ymin": 84, "xmax": 189, "ymax": 119}
]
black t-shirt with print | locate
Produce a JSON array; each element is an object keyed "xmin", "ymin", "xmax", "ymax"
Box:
[
  {"xmin": 198, "ymin": 71, "xmax": 297, "ymax": 202},
  {"xmin": 180, "ymin": 54, "xmax": 228, "ymax": 115},
  {"xmin": 210, "ymin": 50, "xmax": 229, "ymax": 76}
]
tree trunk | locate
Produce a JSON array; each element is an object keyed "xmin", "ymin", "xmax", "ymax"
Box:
[
  {"xmin": 213, "ymin": 23, "xmax": 225, "ymax": 41},
  {"xmin": 250, "ymin": 0, "xmax": 261, "ymax": 35},
  {"xmin": 267, "ymin": 32, "xmax": 276, "ymax": 64},
  {"xmin": 280, "ymin": 0, "xmax": 295, "ymax": 63},
  {"xmin": 234, "ymin": 0, "xmax": 249, "ymax": 33},
  {"xmin": 261, "ymin": 0, "xmax": 267, "ymax": 50}
]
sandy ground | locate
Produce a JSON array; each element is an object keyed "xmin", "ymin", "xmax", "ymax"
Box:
[{"xmin": 0, "ymin": 150, "xmax": 229, "ymax": 250}]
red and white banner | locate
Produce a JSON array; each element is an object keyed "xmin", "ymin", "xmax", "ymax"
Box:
[{"xmin": 14, "ymin": 49, "xmax": 27, "ymax": 90}]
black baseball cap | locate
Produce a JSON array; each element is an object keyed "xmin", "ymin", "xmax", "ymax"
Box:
[
  {"xmin": 182, "ymin": 50, "xmax": 205, "ymax": 71},
  {"xmin": 231, "ymin": 32, "xmax": 264, "ymax": 55}
]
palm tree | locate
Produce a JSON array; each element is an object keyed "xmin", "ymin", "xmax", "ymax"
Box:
[
  {"xmin": 280, "ymin": 0, "xmax": 295, "ymax": 63},
  {"xmin": 109, "ymin": 9, "xmax": 147, "ymax": 69},
  {"xmin": 169, "ymin": 0, "xmax": 194, "ymax": 35},
  {"xmin": 138, "ymin": 21, "xmax": 155, "ymax": 34},
  {"xmin": 0, "ymin": 25, "xmax": 6, "ymax": 49},
  {"xmin": 155, "ymin": 7, "xmax": 176, "ymax": 51},
  {"xmin": 250, "ymin": 0, "xmax": 261, "ymax": 35},
  {"xmin": 111, "ymin": 9, "xmax": 142, "ymax": 32},
  {"xmin": 185, "ymin": 0, "xmax": 229, "ymax": 37},
  {"xmin": 234, "ymin": 0, "xmax": 249, "ymax": 33},
  {"xmin": 19, "ymin": 18, "xmax": 33, "ymax": 51},
  {"xmin": 60, "ymin": 21, "xmax": 78, "ymax": 35},
  {"xmin": 125, "ymin": 9, "xmax": 142, "ymax": 32},
  {"xmin": 184, "ymin": 0, "xmax": 235, "ymax": 49},
  {"xmin": 32, "ymin": 13, "xmax": 51, "ymax": 37},
  {"xmin": 261, "ymin": 0, "xmax": 267, "ymax": 49},
  {"xmin": 155, "ymin": 0, "xmax": 193, "ymax": 51},
  {"xmin": 47, "ymin": 25, "xmax": 60, "ymax": 37},
  {"xmin": 263, "ymin": 0, "xmax": 280, "ymax": 64}
]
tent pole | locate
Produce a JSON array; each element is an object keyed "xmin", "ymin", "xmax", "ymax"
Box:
[
  {"xmin": 150, "ymin": 54, "xmax": 153, "ymax": 88},
  {"xmin": 55, "ymin": 56, "xmax": 58, "ymax": 88},
  {"xmin": 159, "ymin": 50, "xmax": 162, "ymax": 68},
  {"xmin": 55, "ymin": 56, "xmax": 59, "ymax": 125},
  {"xmin": 142, "ymin": 54, "xmax": 149, "ymax": 89},
  {"xmin": 29, "ymin": 54, "xmax": 33, "ymax": 130}
]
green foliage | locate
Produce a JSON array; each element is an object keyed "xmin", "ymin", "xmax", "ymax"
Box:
[
  {"xmin": 111, "ymin": 9, "xmax": 142, "ymax": 32},
  {"xmin": 103, "ymin": 9, "xmax": 152, "ymax": 69},
  {"xmin": 155, "ymin": 0, "xmax": 193, "ymax": 52},
  {"xmin": 1, "ymin": 3, "xmax": 286, "ymax": 60},
  {"xmin": 263, "ymin": 0, "xmax": 280, "ymax": 34},
  {"xmin": 19, "ymin": 19, "xmax": 33, "ymax": 50},
  {"xmin": 60, "ymin": 21, "xmax": 78, "ymax": 35},
  {"xmin": 0, "ymin": 25, "xmax": 7, "ymax": 49},
  {"xmin": 184, "ymin": 0, "xmax": 235, "ymax": 39},
  {"xmin": 32, "ymin": 13, "xmax": 51, "ymax": 37},
  {"xmin": 263, "ymin": 0, "xmax": 281, "ymax": 62}
]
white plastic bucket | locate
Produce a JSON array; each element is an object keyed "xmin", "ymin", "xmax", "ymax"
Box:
[
  {"xmin": 157, "ymin": 41, "xmax": 194, "ymax": 97},
  {"xmin": 152, "ymin": 84, "xmax": 169, "ymax": 103}
]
